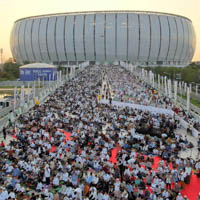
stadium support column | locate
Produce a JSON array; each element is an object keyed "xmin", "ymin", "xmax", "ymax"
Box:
[{"xmin": 187, "ymin": 87, "xmax": 190, "ymax": 112}]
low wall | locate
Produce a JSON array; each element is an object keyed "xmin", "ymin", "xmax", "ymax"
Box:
[
  {"xmin": 100, "ymin": 100, "xmax": 174, "ymax": 115},
  {"xmin": 101, "ymin": 99, "xmax": 200, "ymax": 137}
]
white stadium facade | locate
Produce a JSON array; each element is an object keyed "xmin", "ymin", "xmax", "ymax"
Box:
[{"xmin": 10, "ymin": 11, "xmax": 196, "ymax": 66}]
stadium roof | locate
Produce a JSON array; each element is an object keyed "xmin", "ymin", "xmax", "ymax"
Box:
[
  {"xmin": 15, "ymin": 10, "xmax": 191, "ymax": 23},
  {"xmin": 20, "ymin": 63, "xmax": 56, "ymax": 69}
]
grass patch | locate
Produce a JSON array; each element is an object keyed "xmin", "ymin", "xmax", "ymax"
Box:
[
  {"xmin": 0, "ymin": 86, "xmax": 16, "ymax": 88},
  {"xmin": 178, "ymin": 94, "xmax": 200, "ymax": 108}
]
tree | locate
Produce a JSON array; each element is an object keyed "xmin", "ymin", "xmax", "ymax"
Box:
[
  {"xmin": 57, "ymin": 65, "xmax": 64, "ymax": 71},
  {"xmin": 143, "ymin": 64, "xmax": 200, "ymax": 83},
  {"xmin": 2, "ymin": 62, "xmax": 20, "ymax": 80}
]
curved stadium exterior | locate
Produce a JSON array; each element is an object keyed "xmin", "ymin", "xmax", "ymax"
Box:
[{"xmin": 10, "ymin": 11, "xmax": 196, "ymax": 66}]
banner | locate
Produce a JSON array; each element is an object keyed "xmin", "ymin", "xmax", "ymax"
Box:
[
  {"xmin": 179, "ymin": 81, "xmax": 182, "ymax": 95},
  {"xmin": 174, "ymin": 81, "xmax": 177, "ymax": 103},
  {"xmin": 33, "ymin": 81, "xmax": 35, "ymax": 99},
  {"xmin": 196, "ymin": 85, "xmax": 198, "ymax": 95},
  {"xmin": 27, "ymin": 82, "xmax": 30, "ymax": 102},
  {"xmin": 184, "ymin": 83, "xmax": 187, "ymax": 94},
  {"xmin": 14, "ymin": 86, "xmax": 17, "ymax": 110},
  {"xmin": 187, "ymin": 87, "xmax": 190, "ymax": 112},
  {"xmin": 100, "ymin": 99, "xmax": 174, "ymax": 115},
  {"xmin": 152, "ymin": 73, "xmax": 155, "ymax": 87},
  {"xmin": 59, "ymin": 70, "xmax": 62, "ymax": 82},
  {"xmin": 189, "ymin": 84, "xmax": 192, "ymax": 93},
  {"xmin": 57, "ymin": 72, "xmax": 59, "ymax": 84},
  {"xmin": 161, "ymin": 76, "xmax": 164, "ymax": 90},
  {"xmin": 158, "ymin": 74, "xmax": 160, "ymax": 89},
  {"xmin": 20, "ymin": 85, "xmax": 24, "ymax": 106},
  {"xmin": 168, "ymin": 79, "xmax": 171, "ymax": 98},
  {"xmin": 164, "ymin": 76, "xmax": 168, "ymax": 96},
  {"xmin": 38, "ymin": 78, "xmax": 40, "ymax": 89}
]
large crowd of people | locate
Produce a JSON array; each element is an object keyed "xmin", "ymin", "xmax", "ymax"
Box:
[
  {"xmin": 105, "ymin": 66, "xmax": 200, "ymax": 133},
  {"xmin": 106, "ymin": 67, "xmax": 173, "ymax": 109},
  {"xmin": 0, "ymin": 65, "xmax": 200, "ymax": 200}
]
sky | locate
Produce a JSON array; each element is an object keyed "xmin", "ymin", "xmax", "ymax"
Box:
[{"xmin": 0, "ymin": 0, "xmax": 200, "ymax": 62}]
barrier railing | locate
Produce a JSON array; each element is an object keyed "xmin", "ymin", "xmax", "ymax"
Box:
[
  {"xmin": 123, "ymin": 65, "xmax": 200, "ymax": 137},
  {"xmin": 0, "ymin": 68, "xmax": 83, "ymax": 132}
]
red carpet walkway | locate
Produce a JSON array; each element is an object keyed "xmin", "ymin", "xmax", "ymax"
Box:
[
  {"xmin": 10, "ymin": 132, "xmax": 200, "ymax": 199},
  {"xmin": 49, "ymin": 129, "xmax": 72, "ymax": 152},
  {"xmin": 110, "ymin": 147, "xmax": 200, "ymax": 200}
]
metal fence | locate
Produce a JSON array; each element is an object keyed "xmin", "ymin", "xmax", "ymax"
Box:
[{"xmin": 0, "ymin": 68, "xmax": 82, "ymax": 132}]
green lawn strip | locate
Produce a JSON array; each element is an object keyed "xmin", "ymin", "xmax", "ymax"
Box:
[{"xmin": 177, "ymin": 94, "xmax": 200, "ymax": 108}]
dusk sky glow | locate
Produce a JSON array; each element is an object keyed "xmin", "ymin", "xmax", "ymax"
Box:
[{"xmin": 0, "ymin": 0, "xmax": 199, "ymax": 61}]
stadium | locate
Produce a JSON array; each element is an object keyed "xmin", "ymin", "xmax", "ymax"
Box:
[{"xmin": 10, "ymin": 11, "xmax": 196, "ymax": 66}]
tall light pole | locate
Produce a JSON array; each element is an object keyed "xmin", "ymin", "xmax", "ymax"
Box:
[{"xmin": 0, "ymin": 48, "xmax": 3, "ymax": 64}]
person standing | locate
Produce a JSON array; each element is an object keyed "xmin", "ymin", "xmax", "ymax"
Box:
[
  {"xmin": 3, "ymin": 127, "xmax": 6, "ymax": 140},
  {"xmin": 44, "ymin": 165, "xmax": 51, "ymax": 185},
  {"xmin": 109, "ymin": 95, "xmax": 112, "ymax": 105}
]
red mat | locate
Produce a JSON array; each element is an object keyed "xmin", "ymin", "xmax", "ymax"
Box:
[
  {"xmin": 49, "ymin": 129, "xmax": 72, "ymax": 152},
  {"xmin": 110, "ymin": 147, "xmax": 200, "ymax": 200},
  {"xmin": 11, "ymin": 135, "xmax": 17, "ymax": 139},
  {"xmin": 180, "ymin": 174, "xmax": 200, "ymax": 199},
  {"xmin": 49, "ymin": 146, "xmax": 57, "ymax": 152},
  {"xmin": 57, "ymin": 129, "xmax": 72, "ymax": 141},
  {"xmin": 109, "ymin": 145, "xmax": 121, "ymax": 163}
]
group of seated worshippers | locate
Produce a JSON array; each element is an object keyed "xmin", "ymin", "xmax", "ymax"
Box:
[
  {"xmin": 0, "ymin": 65, "xmax": 200, "ymax": 200},
  {"xmin": 105, "ymin": 66, "xmax": 200, "ymax": 134},
  {"xmin": 106, "ymin": 66, "xmax": 173, "ymax": 109}
]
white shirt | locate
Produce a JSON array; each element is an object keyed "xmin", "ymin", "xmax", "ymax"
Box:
[
  {"xmin": 44, "ymin": 168, "xmax": 51, "ymax": 177},
  {"xmin": 176, "ymin": 194, "xmax": 183, "ymax": 200},
  {"xmin": 0, "ymin": 190, "xmax": 9, "ymax": 200},
  {"xmin": 62, "ymin": 172, "xmax": 69, "ymax": 182},
  {"xmin": 9, "ymin": 192, "xmax": 15, "ymax": 198},
  {"xmin": 114, "ymin": 181, "xmax": 120, "ymax": 191},
  {"xmin": 36, "ymin": 182, "xmax": 43, "ymax": 191},
  {"xmin": 53, "ymin": 177, "xmax": 59, "ymax": 186},
  {"xmin": 104, "ymin": 194, "xmax": 110, "ymax": 200}
]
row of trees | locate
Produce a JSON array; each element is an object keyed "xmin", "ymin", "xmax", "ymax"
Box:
[
  {"xmin": 0, "ymin": 59, "xmax": 200, "ymax": 83},
  {"xmin": 143, "ymin": 63, "xmax": 200, "ymax": 84},
  {"xmin": 0, "ymin": 59, "xmax": 20, "ymax": 81}
]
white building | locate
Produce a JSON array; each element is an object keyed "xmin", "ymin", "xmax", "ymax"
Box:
[{"xmin": 10, "ymin": 10, "xmax": 196, "ymax": 66}]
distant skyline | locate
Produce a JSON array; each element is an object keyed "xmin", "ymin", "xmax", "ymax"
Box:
[{"xmin": 0, "ymin": 0, "xmax": 200, "ymax": 62}]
